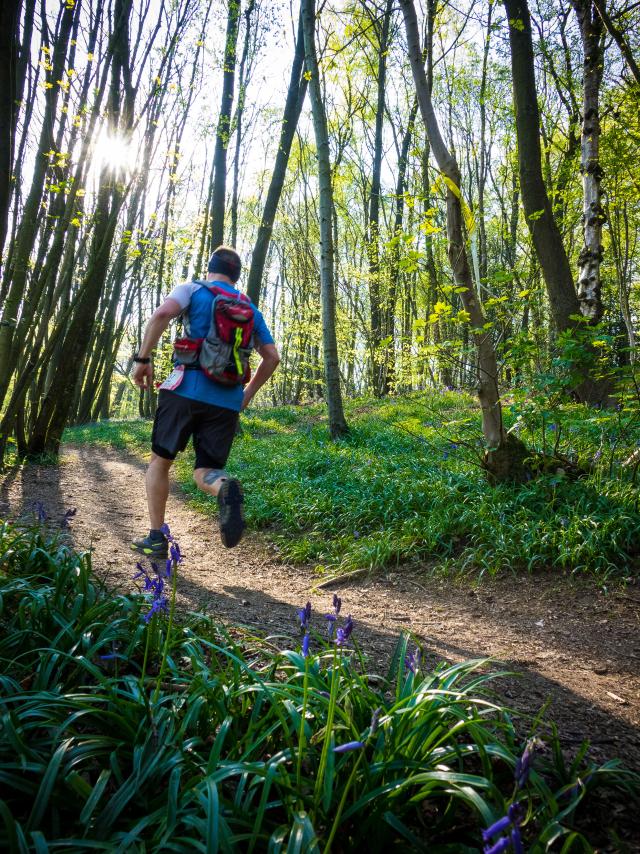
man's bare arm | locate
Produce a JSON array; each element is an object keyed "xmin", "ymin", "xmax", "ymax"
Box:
[
  {"xmin": 242, "ymin": 343, "xmax": 281, "ymax": 410},
  {"xmin": 132, "ymin": 298, "xmax": 183, "ymax": 389}
]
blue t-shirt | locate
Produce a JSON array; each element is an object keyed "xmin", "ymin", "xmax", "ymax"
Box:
[{"xmin": 164, "ymin": 279, "xmax": 274, "ymax": 411}]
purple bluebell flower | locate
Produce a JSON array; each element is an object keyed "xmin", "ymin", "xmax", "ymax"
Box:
[
  {"xmin": 515, "ymin": 739, "xmax": 539, "ymax": 789},
  {"xmin": 482, "ymin": 802, "xmax": 524, "ymax": 854},
  {"xmin": 482, "ymin": 816, "xmax": 512, "ymax": 842},
  {"xmin": 332, "ymin": 594, "xmax": 342, "ymax": 615},
  {"xmin": 165, "ymin": 558, "xmax": 173, "ymax": 578},
  {"xmin": 333, "ymin": 741, "xmax": 365, "ymax": 753},
  {"xmin": 33, "ymin": 501, "xmax": 48, "ymax": 523},
  {"xmin": 134, "ymin": 559, "xmax": 170, "ymax": 623},
  {"xmin": 144, "ymin": 596, "xmax": 169, "ymax": 623},
  {"xmin": 302, "ymin": 633, "xmax": 310, "ymax": 658},
  {"xmin": 160, "ymin": 522, "xmax": 173, "ymax": 540},
  {"xmin": 483, "ymin": 838, "xmax": 511, "ymax": 854},
  {"xmin": 170, "ymin": 541, "xmax": 183, "ymax": 564},
  {"xmin": 325, "ymin": 613, "xmax": 337, "ymax": 638},
  {"xmin": 297, "ymin": 601, "xmax": 312, "ymax": 630},
  {"xmin": 335, "ymin": 615, "xmax": 354, "ymax": 647},
  {"xmin": 548, "ymin": 423, "xmax": 557, "ymax": 432},
  {"xmin": 405, "ymin": 646, "xmax": 421, "ymax": 674}
]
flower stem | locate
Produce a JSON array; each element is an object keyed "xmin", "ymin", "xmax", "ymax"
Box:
[
  {"xmin": 152, "ymin": 560, "xmax": 178, "ymax": 705},
  {"xmin": 323, "ymin": 750, "xmax": 364, "ymax": 853},
  {"xmin": 296, "ymin": 654, "xmax": 310, "ymax": 799},
  {"xmin": 314, "ymin": 646, "xmax": 339, "ymax": 808}
]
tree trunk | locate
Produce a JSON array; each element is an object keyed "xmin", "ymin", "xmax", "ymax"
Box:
[
  {"xmin": 230, "ymin": 0, "xmax": 255, "ymax": 247},
  {"xmin": 0, "ymin": 0, "xmax": 22, "ymax": 270},
  {"xmin": 503, "ymin": 0, "xmax": 581, "ymax": 334},
  {"xmin": 301, "ymin": 0, "xmax": 348, "ymax": 439},
  {"xmin": 209, "ymin": 0, "xmax": 241, "ymax": 252},
  {"xmin": 367, "ymin": 0, "xmax": 393, "ymax": 397},
  {"xmin": 246, "ymin": 6, "xmax": 307, "ymax": 305},
  {"xmin": 591, "ymin": 0, "xmax": 640, "ymax": 88},
  {"xmin": 401, "ymin": 0, "xmax": 528, "ymax": 480},
  {"xmin": 571, "ymin": 0, "xmax": 606, "ymax": 323}
]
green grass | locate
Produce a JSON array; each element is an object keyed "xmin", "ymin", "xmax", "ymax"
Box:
[
  {"xmin": 1, "ymin": 521, "xmax": 637, "ymax": 851},
  {"xmin": 64, "ymin": 392, "xmax": 640, "ymax": 579}
]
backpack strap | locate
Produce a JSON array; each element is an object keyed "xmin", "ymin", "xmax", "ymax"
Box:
[{"xmin": 206, "ymin": 283, "xmax": 250, "ymax": 303}]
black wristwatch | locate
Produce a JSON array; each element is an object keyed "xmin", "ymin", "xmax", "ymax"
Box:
[{"xmin": 133, "ymin": 354, "xmax": 151, "ymax": 364}]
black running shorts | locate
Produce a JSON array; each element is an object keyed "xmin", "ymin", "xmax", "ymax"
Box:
[{"xmin": 151, "ymin": 390, "xmax": 239, "ymax": 470}]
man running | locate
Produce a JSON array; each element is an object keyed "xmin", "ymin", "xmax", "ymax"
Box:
[{"xmin": 131, "ymin": 245, "xmax": 279, "ymax": 559}]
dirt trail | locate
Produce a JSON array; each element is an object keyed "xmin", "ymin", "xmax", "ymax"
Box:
[{"xmin": 2, "ymin": 444, "xmax": 640, "ymax": 779}]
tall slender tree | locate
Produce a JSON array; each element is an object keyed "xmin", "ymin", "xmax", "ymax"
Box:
[
  {"xmin": 209, "ymin": 0, "xmax": 241, "ymax": 251},
  {"xmin": 571, "ymin": 0, "xmax": 606, "ymax": 323},
  {"xmin": 301, "ymin": 0, "xmax": 348, "ymax": 438},
  {"xmin": 246, "ymin": 5, "xmax": 308, "ymax": 306},
  {"xmin": 401, "ymin": 0, "xmax": 529, "ymax": 480}
]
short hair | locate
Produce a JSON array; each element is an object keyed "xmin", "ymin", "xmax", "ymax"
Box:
[{"xmin": 207, "ymin": 245, "xmax": 242, "ymax": 282}]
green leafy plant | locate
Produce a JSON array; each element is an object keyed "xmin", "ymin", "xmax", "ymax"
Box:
[{"xmin": 0, "ymin": 522, "xmax": 638, "ymax": 850}]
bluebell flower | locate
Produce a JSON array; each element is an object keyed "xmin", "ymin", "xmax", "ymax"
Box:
[
  {"xmin": 325, "ymin": 613, "xmax": 337, "ymax": 638},
  {"xmin": 170, "ymin": 541, "xmax": 183, "ymax": 564},
  {"xmin": 33, "ymin": 501, "xmax": 48, "ymax": 523},
  {"xmin": 144, "ymin": 596, "xmax": 169, "ymax": 623},
  {"xmin": 515, "ymin": 738, "xmax": 540, "ymax": 789},
  {"xmin": 333, "ymin": 741, "xmax": 365, "ymax": 753},
  {"xmin": 335, "ymin": 615, "xmax": 354, "ymax": 646},
  {"xmin": 160, "ymin": 522, "xmax": 173, "ymax": 540},
  {"xmin": 297, "ymin": 601, "xmax": 312, "ymax": 630},
  {"xmin": 302, "ymin": 633, "xmax": 310, "ymax": 658},
  {"xmin": 332, "ymin": 594, "xmax": 341, "ymax": 615},
  {"xmin": 483, "ymin": 802, "xmax": 524, "ymax": 854},
  {"xmin": 405, "ymin": 646, "xmax": 421, "ymax": 674}
]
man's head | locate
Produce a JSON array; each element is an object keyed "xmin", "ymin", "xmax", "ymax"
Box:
[{"xmin": 207, "ymin": 246, "xmax": 242, "ymax": 283}]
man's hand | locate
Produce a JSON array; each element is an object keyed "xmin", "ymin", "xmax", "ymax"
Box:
[
  {"xmin": 133, "ymin": 361, "xmax": 153, "ymax": 390},
  {"xmin": 241, "ymin": 389, "xmax": 253, "ymax": 410}
]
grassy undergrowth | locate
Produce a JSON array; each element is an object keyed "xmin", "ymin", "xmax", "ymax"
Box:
[
  {"xmin": 65, "ymin": 392, "xmax": 640, "ymax": 580},
  {"xmin": 1, "ymin": 521, "xmax": 638, "ymax": 851}
]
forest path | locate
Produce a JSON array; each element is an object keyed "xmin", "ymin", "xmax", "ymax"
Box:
[{"xmin": 2, "ymin": 443, "xmax": 640, "ymax": 777}]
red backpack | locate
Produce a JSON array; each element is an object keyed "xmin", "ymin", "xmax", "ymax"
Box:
[{"xmin": 173, "ymin": 284, "xmax": 255, "ymax": 386}]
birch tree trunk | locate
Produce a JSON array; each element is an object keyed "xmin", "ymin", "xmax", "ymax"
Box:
[
  {"xmin": 571, "ymin": 0, "xmax": 606, "ymax": 323},
  {"xmin": 301, "ymin": 0, "xmax": 348, "ymax": 439}
]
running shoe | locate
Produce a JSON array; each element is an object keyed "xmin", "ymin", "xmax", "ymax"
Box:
[
  {"xmin": 130, "ymin": 534, "xmax": 168, "ymax": 559},
  {"xmin": 217, "ymin": 478, "xmax": 246, "ymax": 548}
]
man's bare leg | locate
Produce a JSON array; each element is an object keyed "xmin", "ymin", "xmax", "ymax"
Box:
[
  {"xmin": 131, "ymin": 453, "xmax": 174, "ymax": 558},
  {"xmin": 194, "ymin": 467, "xmax": 245, "ymax": 548},
  {"xmin": 147, "ymin": 453, "xmax": 174, "ymax": 529},
  {"xmin": 193, "ymin": 467, "xmax": 227, "ymax": 497}
]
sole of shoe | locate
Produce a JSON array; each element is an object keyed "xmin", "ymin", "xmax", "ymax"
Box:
[{"xmin": 217, "ymin": 479, "xmax": 246, "ymax": 548}]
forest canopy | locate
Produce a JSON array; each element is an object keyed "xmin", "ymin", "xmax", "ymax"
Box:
[{"xmin": 0, "ymin": 0, "xmax": 638, "ymax": 466}]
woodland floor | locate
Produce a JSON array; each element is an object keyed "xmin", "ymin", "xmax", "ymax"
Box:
[{"xmin": 2, "ymin": 444, "xmax": 640, "ymax": 846}]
